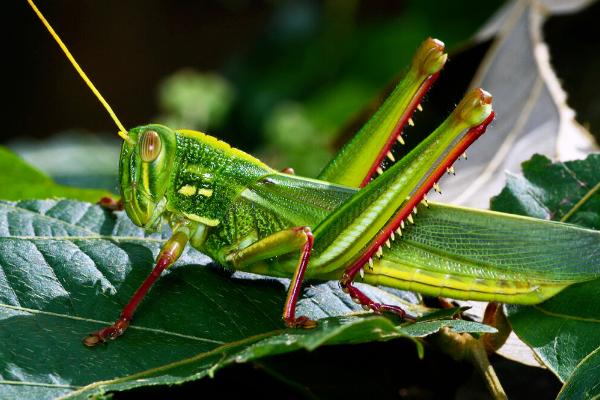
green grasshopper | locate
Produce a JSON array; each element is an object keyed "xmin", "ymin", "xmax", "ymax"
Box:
[{"xmin": 28, "ymin": 0, "xmax": 600, "ymax": 347}]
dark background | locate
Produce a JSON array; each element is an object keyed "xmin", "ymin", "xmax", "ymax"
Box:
[
  {"xmin": 7, "ymin": 1, "xmax": 503, "ymax": 147},
  {"xmin": 9, "ymin": 0, "xmax": 273, "ymax": 140},
  {"xmin": 7, "ymin": 1, "xmax": 599, "ymax": 150}
]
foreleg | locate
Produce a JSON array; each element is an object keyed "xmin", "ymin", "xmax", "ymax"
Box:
[
  {"xmin": 98, "ymin": 196, "xmax": 124, "ymax": 211},
  {"xmin": 84, "ymin": 228, "xmax": 190, "ymax": 346}
]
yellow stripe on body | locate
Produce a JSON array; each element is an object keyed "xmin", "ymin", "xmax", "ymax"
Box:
[
  {"xmin": 177, "ymin": 129, "xmax": 272, "ymax": 168},
  {"xmin": 198, "ymin": 188, "xmax": 213, "ymax": 197},
  {"xmin": 142, "ymin": 162, "xmax": 151, "ymax": 193},
  {"xmin": 177, "ymin": 186, "xmax": 212, "ymax": 197},
  {"xmin": 183, "ymin": 213, "xmax": 220, "ymax": 227},
  {"xmin": 362, "ymin": 258, "xmax": 566, "ymax": 304},
  {"xmin": 178, "ymin": 185, "xmax": 197, "ymax": 196}
]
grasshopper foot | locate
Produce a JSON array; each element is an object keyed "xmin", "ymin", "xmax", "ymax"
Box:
[
  {"xmin": 280, "ymin": 167, "xmax": 295, "ymax": 175},
  {"xmin": 83, "ymin": 317, "xmax": 130, "ymax": 347},
  {"xmin": 98, "ymin": 196, "xmax": 124, "ymax": 211},
  {"xmin": 341, "ymin": 280, "xmax": 415, "ymax": 321},
  {"xmin": 371, "ymin": 304, "xmax": 415, "ymax": 321},
  {"xmin": 285, "ymin": 315, "xmax": 317, "ymax": 329}
]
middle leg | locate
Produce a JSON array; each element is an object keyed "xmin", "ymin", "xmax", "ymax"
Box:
[{"xmin": 226, "ymin": 226, "xmax": 315, "ymax": 328}]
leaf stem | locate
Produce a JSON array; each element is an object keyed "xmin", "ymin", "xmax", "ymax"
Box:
[
  {"xmin": 468, "ymin": 339, "xmax": 508, "ymax": 400},
  {"xmin": 433, "ymin": 328, "xmax": 507, "ymax": 400},
  {"xmin": 561, "ymin": 182, "xmax": 600, "ymax": 223}
]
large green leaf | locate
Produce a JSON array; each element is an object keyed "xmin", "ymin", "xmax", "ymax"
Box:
[
  {"xmin": 491, "ymin": 154, "xmax": 600, "ymax": 382},
  {"xmin": 0, "ymin": 199, "xmax": 494, "ymax": 399},
  {"xmin": 9, "ymin": 133, "xmax": 120, "ymax": 192},
  {"xmin": 492, "ymin": 153, "xmax": 600, "ymax": 229},
  {"xmin": 557, "ymin": 346, "xmax": 600, "ymax": 400},
  {"xmin": 0, "ymin": 147, "xmax": 111, "ymax": 202}
]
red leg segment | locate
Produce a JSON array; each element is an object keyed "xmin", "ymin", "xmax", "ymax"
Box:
[
  {"xmin": 282, "ymin": 227, "xmax": 316, "ymax": 328},
  {"xmin": 98, "ymin": 196, "xmax": 124, "ymax": 211},
  {"xmin": 339, "ymin": 111, "xmax": 495, "ymax": 319},
  {"xmin": 340, "ymin": 273, "xmax": 414, "ymax": 320},
  {"xmin": 83, "ymin": 231, "xmax": 189, "ymax": 346},
  {"xmin": 360, "ymin": 72, "xmax": 440, "ymax": 188}
]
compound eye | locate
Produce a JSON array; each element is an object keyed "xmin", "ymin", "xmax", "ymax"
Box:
[{"xmin": 139, "ymin": 130, "xmax": 162, "ymax": 162}]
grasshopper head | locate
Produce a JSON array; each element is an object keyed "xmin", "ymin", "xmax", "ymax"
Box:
[{"xmin": 119, "ymin": 124, "xmax": 177, "ymax": 228}]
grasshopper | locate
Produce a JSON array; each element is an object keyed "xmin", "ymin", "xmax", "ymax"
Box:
[{"xmin": 27, "ymin": 0, "xmax": 600, "ymax": 347}]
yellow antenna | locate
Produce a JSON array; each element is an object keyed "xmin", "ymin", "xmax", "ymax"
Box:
[{"xmin": 27, "ymin": 0, "xmax": 132, "ymax": 142}]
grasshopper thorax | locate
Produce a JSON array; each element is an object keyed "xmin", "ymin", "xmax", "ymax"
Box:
[{"xmin": 120, "ymin": 124, "xmax": 177, "ymax": 229}]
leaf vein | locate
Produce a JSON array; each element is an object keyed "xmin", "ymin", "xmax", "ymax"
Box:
[
  {"xmin": 0, "ymin": 261, "xmax": 21, "ymax": 307},
  {"xmin": 58, "ymin": 330, "xmax": 280, "ymax": 399},
  {"xmin": 533, "ymin": 305, "xmax": 600, "ymax": 324},
  {"xmin": 2, "ymin": 236, "xmax": 164, "ymax": 242},
  {"xmin": 1, "ymin": 202, "xmax": 97, "ymax": 236},
  {"xmin": 0, "ymin": 380, "xmax": 81, "ymax": 389},
  {"xmin": 30, "ymin": 241, "xmax": 77, "ymax": 314},
  {"xmin": 180, "ymin": 279, "xmax": 246, "ymax": 336},
  {"xmin": 0, "ymin": 303, "xmax": 225, "ymax": 344}
]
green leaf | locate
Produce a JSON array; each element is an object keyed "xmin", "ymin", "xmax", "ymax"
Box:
[
  {"xmin": 491, "ymin": 154, "xmax": 600, "ymax": 229},
  {"xmin": 10, "ymin": 132, "xmax": 120, "ymax": 192},
  {"xmin": 0, "ymin": 147, "xmax": 112, "ymax": 202},
  {"xmin": 505, "ymin": 281, "xmax": 600, "ymax": 382},
  {"xmin": 557, "ymin": 345, "xmax": 600, "ymax": 400},
  {"xmin": 0, "ymin": 199, "xmax": 493, "ymax": 399},
  {"xmin": 491, "ymin": 154, "xmax": 600, "ymax": 382}
]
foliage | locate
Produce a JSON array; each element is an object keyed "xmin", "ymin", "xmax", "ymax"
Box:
[
  {"xmin": 492, "ymin": 154, "xmax": 600, "ymax": 387},
  {"xmin": 0, "ymin": 199, "xmax": 493, "ymax": 399},
  {"xmin": 155, "ymin": 70, "xmax": 235, "ymax": 131},
  {"xmin": 0, "ymin": 147, "xmax": 110, "ymax": 202}
]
